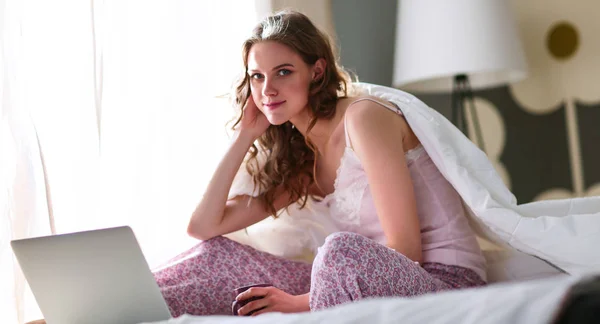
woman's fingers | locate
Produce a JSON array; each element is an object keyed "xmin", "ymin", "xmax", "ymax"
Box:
[
  {"xmin": 236, "ymin": 287, "xmax": 272, "ymax": 316},
  {"xmin": 250, "ymin": 306, "xmax": 271, "ymax": 317},
  {"xmin": 236, "ymin": 286, "xmax": 270, "ymax": 301},
  {"xmin": 238, "ymin": 296, "xmax": 271, "ymax": 316},
  {"xmin": 239, "ymin": 97, "xmax": 270, "ymax": 137},
  {"xmin": 243, "ymin": 97, "xmax": 259, "ymax": 115},
  {"xmin": 241, "ymin": 98, "xmax": 255, "ymax": 119}
]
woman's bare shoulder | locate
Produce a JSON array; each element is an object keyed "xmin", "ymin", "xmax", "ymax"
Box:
[
  {"xmin": 344, "ymin": 94, "xmax": 394, "ymax": 107},
  {"xmin": 343, "ymin": 95, "xmax": 420, "ymax": 152}
]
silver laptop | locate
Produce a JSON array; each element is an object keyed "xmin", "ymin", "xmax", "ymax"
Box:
[{"xmin": 11, "ymin": 226, "xmax": 172, "ymax": 324}]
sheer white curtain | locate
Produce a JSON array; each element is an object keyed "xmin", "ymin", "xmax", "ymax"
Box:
[{"xmin": 1, "ymin": 0, "xmax": 266, "ymax": 323}]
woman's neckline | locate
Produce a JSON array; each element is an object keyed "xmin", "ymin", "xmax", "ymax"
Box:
[
  {"xmin": 315, "ymin": 144, "xmax": 425, "ymax": 203},
  {"xmin": 312, "ymin": 95, "xmax": 424, "ymax": 203}
]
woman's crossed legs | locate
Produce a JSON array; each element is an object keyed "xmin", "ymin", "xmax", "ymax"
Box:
[{"xmin": 153, "ymin": 232, "xmax": 484, "ymax": 316}]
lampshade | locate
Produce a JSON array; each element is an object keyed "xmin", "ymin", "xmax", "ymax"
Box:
[{"xmin": 393, "ymin": 0, "xmax": 528, "ymax": 92}]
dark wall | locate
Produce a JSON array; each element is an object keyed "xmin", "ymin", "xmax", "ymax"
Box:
[{"xmin": 331, "ymin": 0, "xmax": 398, "ymax": 86}]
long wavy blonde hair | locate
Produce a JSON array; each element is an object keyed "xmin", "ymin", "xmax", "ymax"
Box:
[{"xmin": 230, "ymin": 10, "xmax": 355, "ymax": 218}]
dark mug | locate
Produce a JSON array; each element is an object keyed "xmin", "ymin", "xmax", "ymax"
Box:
[{"xmin": 231, "ymin": 283, "xmax": 273, "ymax": 316}]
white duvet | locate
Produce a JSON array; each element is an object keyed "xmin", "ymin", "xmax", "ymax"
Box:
[{"xmin": 144, "ymin": 83, "xmax": 600, "ymax": 323}]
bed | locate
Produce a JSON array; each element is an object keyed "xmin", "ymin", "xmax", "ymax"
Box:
[{"xmin": 141, "ymin": 273, "xmax": 586, "ymax": 324}]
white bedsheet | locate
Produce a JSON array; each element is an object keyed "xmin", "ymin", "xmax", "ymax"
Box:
[{"xmin": 140, "ymin": 273, "xmax": 582, "ymax": 324}]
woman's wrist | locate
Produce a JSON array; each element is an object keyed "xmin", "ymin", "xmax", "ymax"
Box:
[
  {"xmin": 294, "ymin": 293, "xmax": 311, "ymax": 312},
  {"xmin": 232, "ymin": 129, "xmax": 258, "ymax": 146}
]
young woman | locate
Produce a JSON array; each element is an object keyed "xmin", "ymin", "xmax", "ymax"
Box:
[{"xmin": 151, "ymin": 10, "xmax": 486, "ymax": 317}]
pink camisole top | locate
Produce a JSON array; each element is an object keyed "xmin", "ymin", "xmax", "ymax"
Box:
[{"xmin": 315, "ymin": 97, "xmax": 487, "ymax": 280}]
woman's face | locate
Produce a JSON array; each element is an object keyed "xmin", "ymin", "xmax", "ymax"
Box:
[{"xmin": 247, "ymin": 41, "xmax": 319, "ymax": 125}]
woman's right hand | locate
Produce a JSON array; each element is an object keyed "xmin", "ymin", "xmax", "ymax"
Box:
[{"xmin": 238, "ymin": 96, "xmax": 271, "ymax": 140}]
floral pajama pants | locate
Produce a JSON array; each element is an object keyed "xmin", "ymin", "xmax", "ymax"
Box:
[{"xmin": 152, "ymin": 232, "xmax": 486, "ymax": 317}]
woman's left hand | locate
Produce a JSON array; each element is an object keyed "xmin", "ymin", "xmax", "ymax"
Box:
[{"xmin": 236, "ymin": 286, "xmax": 309, "ymax": 316}]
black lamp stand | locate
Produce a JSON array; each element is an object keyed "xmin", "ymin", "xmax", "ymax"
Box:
[{"xmin": 451, "ymin": 74, "xmax": 486, "ymax": 153}]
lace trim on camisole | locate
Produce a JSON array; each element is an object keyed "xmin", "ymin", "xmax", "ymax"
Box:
[{"xmin": 318, "ymin": 97, "xmax": 423, "ymax": 227}]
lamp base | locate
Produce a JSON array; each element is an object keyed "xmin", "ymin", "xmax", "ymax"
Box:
[{"xmin": 451, "ymin": 74, "xmax": 486, "ymax": 153}]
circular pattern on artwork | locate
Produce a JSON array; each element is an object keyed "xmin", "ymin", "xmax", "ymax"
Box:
[
  {"xmin": 546, "ymin": 21, "xmax": 579, "ymax": 60},
  {"xmin": 509, "ymin": 0, "xmax": 600, "ymax": 112}
]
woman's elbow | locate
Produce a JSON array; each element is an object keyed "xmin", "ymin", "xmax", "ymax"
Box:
[
  {"xmin": 186, "ymin": 220, "xmax": 214, "ymax": 241},
  {"xmin": 186, "ymin": 221, "xmax": 199, "ymax": 239}
]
